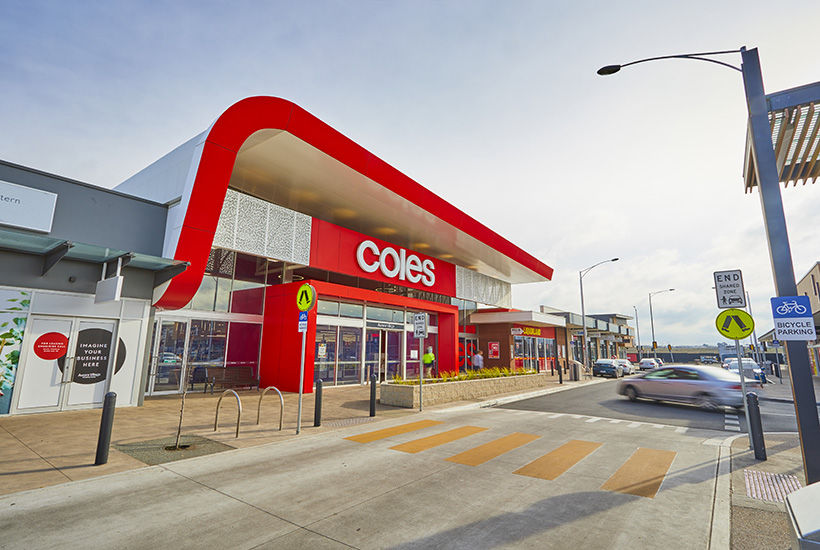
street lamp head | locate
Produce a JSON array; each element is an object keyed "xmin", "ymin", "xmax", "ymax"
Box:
[
  {"xmin": 597, "ymin": 65, "xmax": 621, "ymax": 76},
  {"xmin": 611, "ymin": 257, "xmax": 619, "ymax": 262}
]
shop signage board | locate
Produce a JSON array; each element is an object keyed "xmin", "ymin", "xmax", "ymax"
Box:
[
  {"xmin": 713, "ymin": 269, "xmax": 746, "ymax": 309},
  {"xmin": 511, "ymin": 327, "xmax": 523, "ymax": 336},
  {"xmin": 770, "ymin": 296, "xmax": 816, "ymax": 341},
  {"xmin": 488, "ymin": 342, "xmax": 500, "ymax": 359},
  {"xmin": 0, "ymin": 179, "xmax": 58, "ymax": 233}
]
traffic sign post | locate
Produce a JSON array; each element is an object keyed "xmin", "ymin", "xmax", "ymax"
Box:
[
  {"xmin": 770, "ymin": 296, "xmax": 816, "ymax": 341},
  {"xmin": 714, "ymin": 269, "xmax": 747, "ymax": 309},
  {"xmin": 296, "ymin": 284, "xmax": 316, "ymax": 435},
  {"xmin": 715, "ymin": 308, "xmax": 756, "ymax": 449}
]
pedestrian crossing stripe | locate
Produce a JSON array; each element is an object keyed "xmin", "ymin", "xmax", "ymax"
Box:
[
  {"xmin": 601, "ymin": 448, "xmax": 677, "ymax": 498},
  {"xmin": 390, "ymin": 426, "xmax": 489, "ymax": 454},
  {"xmin": 513, "ymin": 440, "xmax": 603, "ymax": 480},
  {"xmin": 446, "ymin": 433, "xmax": 541, "ymax": 466},
  {"xmin": 344, "ymin": 419, "xmax": 443, "ymax": 443}
]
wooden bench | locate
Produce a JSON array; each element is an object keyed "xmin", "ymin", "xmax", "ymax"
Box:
[{"xmin": 205, "ymin": 366, "xmax": 259, "ymax": 394}]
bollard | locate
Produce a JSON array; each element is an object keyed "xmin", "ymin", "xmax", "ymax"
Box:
[
  {"xmin": 370, "ymin": 374, "xmax": 377, "ymax": 417},
  {"xmin": 314, "ymin": 379, "xmax": 323, "ymax": 427},
  {"xmin": 95, "ymin": 392, "xmax": 117, "ymax": 466},
  {"xmin": 746, "ymin": 392, "xmax": 767, "ymax": 461}
]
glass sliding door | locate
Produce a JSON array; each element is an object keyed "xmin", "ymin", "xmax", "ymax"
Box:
[
  {"xmin": 150, "ymin": 320, "xmax": 187, "ymax": 393},
  {"xmin": 315, "ymin": 325, "xmax": 338, "ymax": 385}
]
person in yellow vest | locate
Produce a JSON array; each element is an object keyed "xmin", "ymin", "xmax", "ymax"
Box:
[{"xmin": 422, "ymin": 347, "xmax": 436, "ymax": 378}]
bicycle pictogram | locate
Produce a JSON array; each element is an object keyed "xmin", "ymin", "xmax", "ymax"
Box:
[{"xmin": 775, "ymin": 300, "xmax": 808, "ymax": 315}]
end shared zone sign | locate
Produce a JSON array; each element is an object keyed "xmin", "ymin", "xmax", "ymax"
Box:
[{"xmin": 770, "ymin": 295, "xmax": 816, "ymax": 341}]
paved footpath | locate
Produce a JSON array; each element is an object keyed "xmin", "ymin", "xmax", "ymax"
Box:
[{"xmin": 1, "ymin": 403, "xmax": 732, "ymax": 550}]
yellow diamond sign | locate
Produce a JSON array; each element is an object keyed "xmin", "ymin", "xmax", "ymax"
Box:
[{"xmin": 715, "ymin": 308, "xmax": 755, "ymax": 340}]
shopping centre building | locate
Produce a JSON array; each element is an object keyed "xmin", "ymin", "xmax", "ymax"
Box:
[{"xmin": 0, "ymin": 96, "xmax": 634, "ymax": 416}]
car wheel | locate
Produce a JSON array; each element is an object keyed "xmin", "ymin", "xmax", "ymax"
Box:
[
  {"xmin": 625, "ymin": 386, "xmax": 639, "ymax": 402},
  {"xmin": 697, "ymin": 393, "xmax": 720, "ymax": 412}
]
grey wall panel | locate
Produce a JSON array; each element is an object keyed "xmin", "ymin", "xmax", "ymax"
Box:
[{"xmin": 0, "ymin": 161, "xmax": 168, "ymax": 257}]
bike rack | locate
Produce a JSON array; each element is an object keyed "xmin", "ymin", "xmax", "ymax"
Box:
[
  {"xmin": 214, "ymin": 389, "xmax": 242, "ymax": 438},
  {"xmin": 257, "ymin": 386, "xmax": 284, "ymax": 431}
]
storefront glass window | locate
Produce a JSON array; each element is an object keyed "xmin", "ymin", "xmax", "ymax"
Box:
[
  {"xmin": 366, "ymin": 306, "xmax": 393, "ymax": 322},
  {"xmin": 317, "ymin": 300, "xmax": 339, "ymax": 316},
  {"xmin": 187, "ymin": 320, "xmax": 228, "ymax": 385},
  {"xmin": 230, "ymin": 253, "xmax": 266, "ymax": 315},
  {"xmin": 190, "ymin": 249, "xmax": 234, "ymax": 312},
  {"xmin": 339, "ymin": 303, "xmax": 363, "ymax": 318},
  {"xmin": 314, "ymin": 325, "xmax": 337, "ymax": 384},
  {"xmin": 406, "ymin": 332, "xmax": 422, "ymax": 378},
  {"xmin": 337, "ymin": 327, "xmax": 362, "ymax": 384}
]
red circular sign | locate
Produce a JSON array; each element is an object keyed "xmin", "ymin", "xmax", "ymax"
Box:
[{"xmin": 34, "ymin": 332, "xmax": 69, "ymax": 360}]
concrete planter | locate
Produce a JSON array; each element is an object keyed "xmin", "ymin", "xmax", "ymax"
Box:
[{"xmin": 379, "ymin": 373, "xmax": 553, "ymax": 408}]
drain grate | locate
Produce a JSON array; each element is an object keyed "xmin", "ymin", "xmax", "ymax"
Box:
[
  {"xmin": 323, "ymin": 416, "xmax": 381, "ymax": 428},
  {"xmin": 743, "ymin": 469, "xmax": 802, "ymax": 503}
]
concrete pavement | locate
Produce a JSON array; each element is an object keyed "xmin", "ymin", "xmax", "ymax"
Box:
[{"xmin": 1, "ymin": 368, "xmax": 818, "ymax": 549}]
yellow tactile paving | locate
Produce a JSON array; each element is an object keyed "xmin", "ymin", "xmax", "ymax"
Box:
[
  {"xmin": 600, "ymin": 447, "xmax": 677, "ymax": 498},
  {"xmin": 344, "ymin": 420, "xmax": 444, "ymax": 443},
  {"xmin": 513, "ymin": 439, "xmax": 603, "ymax": 480},
  {"xmin": 445, "ymin": 432, "xmax": 541, "ymax": 466},
  {"xmin": 389, "ymin": 426, "xmax": 489, "ymax": 454}
]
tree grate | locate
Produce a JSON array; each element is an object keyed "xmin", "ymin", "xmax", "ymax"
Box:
[{"xmin": 743, "ymin": 469, "xmax": 802, "ymax": 503}]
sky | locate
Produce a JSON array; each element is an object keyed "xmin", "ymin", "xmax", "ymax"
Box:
[{"xmin": 2, "ymin": 0, "xmax": 820, "ymax": 346}]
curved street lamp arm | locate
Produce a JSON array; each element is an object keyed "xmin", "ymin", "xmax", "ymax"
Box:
[{"xmin": 598, "ymin": 49, "xmax": 743, "ymax": 75}]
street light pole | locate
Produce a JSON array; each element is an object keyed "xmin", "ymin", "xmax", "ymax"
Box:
[
  {"xmin": 580, "ymin": 258, "xmax": 619, "ymax": 372},
  {"xmin": 649, "ymin": 289, "xmax": 674, "ymax": 362},
  {"xmin": 597, "ymin": 47, "xmax": 820, "ymax": 484},
  {"xmin": 633, "ymin": 305, "xmax": 642, "ymax": 360}
]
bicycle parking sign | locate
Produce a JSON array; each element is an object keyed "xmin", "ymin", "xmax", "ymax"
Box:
[{"xmin": 770, "ymin": 295, "xmax": 816, "ymax": 341}]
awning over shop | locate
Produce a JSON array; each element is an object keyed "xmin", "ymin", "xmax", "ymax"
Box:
[
  {"xmin": 469, "ymin": 309, "xmax": 566, "ymax": 328},
  {"xmin": 744, "ymin": 81, "xmax": 820, "ymax": 191}
]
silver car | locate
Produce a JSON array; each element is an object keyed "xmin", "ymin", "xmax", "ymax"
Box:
[
  {"xmin": 617, "ymin": 364, "xmax": 762, "ymax": 411},
  {"xmin": 615, "ymin": 359, "xmax": 635, "ymax": 375}
]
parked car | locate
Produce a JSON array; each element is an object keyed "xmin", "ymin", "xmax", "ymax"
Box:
[
  {"xmin": 615, "ymin": 359, "xmax": 635, "ymax": 375},
  {"xmin": 638, "ymin": 358, "xmax": 659, "ymax": 371},
  {"xmin": 593, "ymin": 359, "xmax": 623, "ymax": 378},
  {"xmin": 724, "ymin": 358, "xmax": 764, "ymax": 381},
  {"xmin": 617, "ymin": 364, "xmax": 762, "ymax": 411}
]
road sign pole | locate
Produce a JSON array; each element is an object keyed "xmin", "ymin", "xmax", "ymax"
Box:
[
  {"xmin": 297, "ymin": 329, "xmax": 306, "ymax": 435},
  {"xmin": 736, "ymin": 340, "xmax": 753, "ymax": 449}
]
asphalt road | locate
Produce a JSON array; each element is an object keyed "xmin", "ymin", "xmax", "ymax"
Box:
[{"xmin": 499, "ymin": 376, "xmax": 800, "ymax": 433}]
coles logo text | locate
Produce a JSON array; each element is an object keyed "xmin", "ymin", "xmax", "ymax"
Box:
[{"xmin": 356, "ymin": 240, "xmax": 435, "ymax": 287}]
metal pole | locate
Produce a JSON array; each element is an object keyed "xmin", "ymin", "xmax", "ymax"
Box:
[
  {"xmin": 580, "ymin": 270, "xmax": 589, "ymax": 371},
  {"xmin": 736, "ymin": 340, "xmax": 753, "ymax": 450},
  {"xmin": 370, "ymin": 374, "xmax": 377, "ymax": 417},
  {"xmin": 634, "ymin": 305, "xmax": 642, "ymax": 360},
  {"xmin": 95, "ymin": 392, "xmax": 117, "ymax": 466},
  {"xmin": 742, "ymin": 47, "xmax": 820, "ymax": 483},
  {"xmin": 419, "ymin": 369, "xmax": 423, "ymax": 412},
  {"xmin": 297, "ymin": 329, "xmax": 306, "ymax": 435},
  {"xmin": 649, "ymin": 293, "xmax": 657, "ymax": 362},
  {"xmin": 314, "ymin": 379, "xmax": 323, "ymax": 427}
]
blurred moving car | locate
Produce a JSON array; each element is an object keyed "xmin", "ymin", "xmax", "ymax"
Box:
[
  {"xmin": 617, "ymin": 364, "xmax": 762, "ymax": 411},
  {"xmin": 723, "ymin": 358, "xmax": 764, "ymax": 381},
  {"xmin": 615, "ymin": 359, "xmax": 635, "ymax": 375},
  {"xmin": 638, "ymin": 358, "xmax": 659, "ymax": 371},
  {"xmin": 593, "ymin": 359, "xmax": 623, "ymax": 378}
]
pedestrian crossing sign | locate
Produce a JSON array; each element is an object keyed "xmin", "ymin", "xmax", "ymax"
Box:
[
  {"xmin": 296, "ymin": 283, "xmax": 317, "ymax": 312},
  {"xmin": 715, "ymin": 308, "xmax": 754, "ymax": 340}
]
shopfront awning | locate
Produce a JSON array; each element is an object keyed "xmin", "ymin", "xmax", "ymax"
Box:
[
  {"xmin": 0, "ymin": 228, "xmax": 188, "ymax": 287},
  {"xmin": 469, "ymin": 310, "xmax": 566, "ymax": 328},
  {"xmin": 744, "ymin": 81, "xmax": 820, "ymax": 191},
  {"xmin": 118, "ymin": 97, "xmax": 554, "ymax": 310}
]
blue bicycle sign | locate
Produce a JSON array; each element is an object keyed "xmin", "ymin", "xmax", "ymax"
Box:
[{"xmin": 775, "ymin": 299, "xmax": 808, "ymax": 316}]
